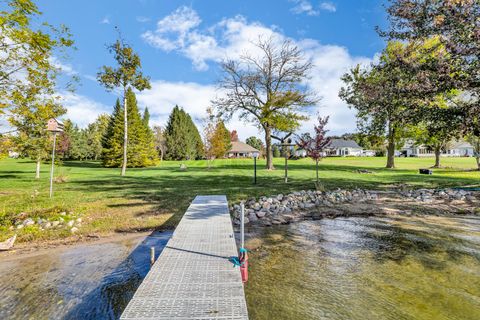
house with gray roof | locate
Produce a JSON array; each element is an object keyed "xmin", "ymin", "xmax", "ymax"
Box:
[
  {"xmin": 226, "ymin": 141, "xmax": 260, "ymax": 158},
  {"xmin": 325, "ymin": 139, "xmax": 363, "ymax": 156}
]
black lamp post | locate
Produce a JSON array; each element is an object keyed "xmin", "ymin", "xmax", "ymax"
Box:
[{"xmin": 252, "ymin": 151, "xmax": 259, "ymax": 184}]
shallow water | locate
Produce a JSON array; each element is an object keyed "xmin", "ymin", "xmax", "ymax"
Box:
[
  {"xmin": 0, "ymin": 231, "xmax": 171, "ymax": 320},
  {"xmin": 244, "ymin": 215, "xmax": 480, "ymax": 320}
]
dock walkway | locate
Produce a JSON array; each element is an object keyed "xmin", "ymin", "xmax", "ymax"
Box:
[{"xmin": 120, "ymin": 195, "xmax": 248, "ymax": 320}]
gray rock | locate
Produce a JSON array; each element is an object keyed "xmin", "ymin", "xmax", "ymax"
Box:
[
  {"xmin": 76, "ymin": 218, "xmax": 82, "ymax": 223},
  {"xmin": 262, "ymin": 202, "xmax": 271, "ymax": 210},
  {"xmin": 248, "ymin": 213, "xmax": 258, "ymax": 222},
  {"xmin": 67, "ymin": 220, "xmax": 74, "ymax": 227},
  {"xmin": 70, "ymin": 227, "xmax": 79, "ymax": 234},
  {"xmin": 256, "ymin": 211, "xmax": 267, "ymax": 218},
  {"xmin": 23, "ymin": 218, "xmax": 35, "ymax": 226},
  {"xmin": 16, "ymin": 224, "xmax": 24, "ymax": 229},
  {"xmin": 52, "ymin": 221, "xmax": 60, "ymax": 227},
  {"xmin": 43, "ymin": 222, "xmax": 52, "ymax": 229}
]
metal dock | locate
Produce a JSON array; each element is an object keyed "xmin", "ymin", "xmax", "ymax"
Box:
[{"xmin": 120, "ymin": 195, "xmax": 249, "ymax": 320}]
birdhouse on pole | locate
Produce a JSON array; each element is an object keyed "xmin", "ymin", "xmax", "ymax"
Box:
[{"xmin": 47, "ymin": 118, "xmax": 64, "ymax": 133}]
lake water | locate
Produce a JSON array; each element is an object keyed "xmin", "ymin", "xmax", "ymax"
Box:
[
  {"xmin": 244, "ymin": 215, "xmax": 480, "ymax": 320},
  {"xmin": 0, "ymin": 231, "xmax": 171, "ymax": 320},
  {"xmin": 0, "ymin": 216, "xmax": 479, "ymax": 320}
]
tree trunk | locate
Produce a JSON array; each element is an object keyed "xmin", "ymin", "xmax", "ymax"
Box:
[
  {"xmin": 433, "ymin": 146, "xmax": 441, "ymax": 168},
  {"xmin": 35, "ymin": 160, "xmax": 41, "ymax": 179},
  {"xmin": 386, "ymin": 124, "xmax": 395, "ymax": 168},
  {"xmin": 121, "ymin": 93, "xmax": 128, "ymax": 176},
  {"xmin": 264, "ymin": 125, "xmax": 274, "ymax": 170},
  {"xmin": 315, "ymin": 159, "xmax": 319, "ymax": 183},
  {"xmin": 476, "ymin": 156, "xmax": 480, "ymax": 171}
]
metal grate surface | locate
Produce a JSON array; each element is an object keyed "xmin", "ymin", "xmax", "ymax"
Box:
[{"xmin": 121, "ymin": 195, "xmax": 248, "ymax": 320}]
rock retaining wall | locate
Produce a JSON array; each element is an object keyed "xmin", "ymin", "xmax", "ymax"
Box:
[{"xmin": 230, "ymin": 188, "xmax": 479, "ymax": 226}]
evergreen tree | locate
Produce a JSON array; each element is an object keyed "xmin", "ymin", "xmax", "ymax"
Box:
[
  {"xmin": 165, "ymin": 106, "xmax": 204, "ymax": 160},
  {"xmin": 102, "ymin": 99, "xmax": 124, "ymax": 167},
  {"xmin": 102, "ymin": 90, "xmax": 158, "ymax": 167}
]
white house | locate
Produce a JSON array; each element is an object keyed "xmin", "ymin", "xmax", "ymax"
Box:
[
  {"xmin": 400, "ymin": 139, "xmax": 474, "ymax": 157},
  {"xmin": 325, "ymin": 139, "xmax": 363, "ymax": 156}
]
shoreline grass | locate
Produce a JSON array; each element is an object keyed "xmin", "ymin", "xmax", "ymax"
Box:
[{"xmin": 0, "ymin": 157, "xmax": 479, "ymax": 243}]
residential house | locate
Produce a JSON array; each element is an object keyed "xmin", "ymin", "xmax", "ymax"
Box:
[
  {"xmin": 226, "ymin": 141, "xmax": 260, "ymax": 158},
  {"xmin": 325, "ymin": 139, "xmax": 363, "ymax": 156},
  {"xmin": 400, "ymin": 139, "xmax": 474, "ymax": 157}
]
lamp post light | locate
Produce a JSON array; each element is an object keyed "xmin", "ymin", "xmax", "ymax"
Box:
[
  {"xmin": 47, "ymin": 118, "xmax": 64, "ymax": 198},
  {"xmin": 252, "ymin": 151, "xmax": 259, "ymax": 184}
]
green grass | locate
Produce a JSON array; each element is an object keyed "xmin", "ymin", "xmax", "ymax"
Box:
[{"xmin": 0, "ymin": 156, "xmax": 479, "ymax": 242}]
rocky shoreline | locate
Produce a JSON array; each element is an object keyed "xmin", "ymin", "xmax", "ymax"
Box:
[{"xmin": 231, "ymin": 188, "xmax": 480, "ymax": 227}]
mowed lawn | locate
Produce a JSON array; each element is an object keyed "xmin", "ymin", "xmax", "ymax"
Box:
[{"xmin": 0, "ymin": 156, "xmax": 479, "ymax": 242}]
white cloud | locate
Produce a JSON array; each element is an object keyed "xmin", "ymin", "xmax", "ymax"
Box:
[
  {"xmin": 142, "ymin": 6, "xmax": 201, "ymax": 52},
  {"xmin": 142, "ymin": 8, "xmax": 372, "ymax": 136},
  {"xmin": 100, "ymin": 16, "xmax": 110, "ymax": 24},
  {"xmin": 290, "ymin": 1, "xmax": 319, "ymax": 16},
  {"xmin": 290, "ymin": 1, "xmax": 337, "ymax": 15},
  {"xmin": 136, "ymin": 16, "xmax": 151, "ymax": 23},
  {"xmin": 59, "ymin": 92, "xmax": 110, "ymax": 128},
  {"xmin": 320, "ymin": 2, "xmax": 337, "ymax": 13},
  {"xmin": 49, "ymin": 57, "xmax": 77, "ymax": 76}
]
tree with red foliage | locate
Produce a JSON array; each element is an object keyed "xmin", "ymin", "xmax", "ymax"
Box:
[
  {"xmin": 297, "ymin": 115, "xmax": 331, "ymax": 183},
  {"xmin": 230, "ymin": 130, "xmax": 239, "ymax": 142}
]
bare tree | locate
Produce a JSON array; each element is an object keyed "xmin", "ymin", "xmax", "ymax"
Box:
[{"xmin": 212, "ymin": 37, "xmax": 318, "ymax": 169}]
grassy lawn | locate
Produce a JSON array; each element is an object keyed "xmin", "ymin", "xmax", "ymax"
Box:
[{"xmin": 0, "ymin": 156, "xmax": 479, "ymax": 243}]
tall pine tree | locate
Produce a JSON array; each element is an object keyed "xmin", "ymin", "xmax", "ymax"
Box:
[
  {"xmin": 102, "ymin": 89, "xmax": 157, "ymax": 167},
  {"xmin": 165, "ymin": 106, "xmax": 204, "ymax": 160}
]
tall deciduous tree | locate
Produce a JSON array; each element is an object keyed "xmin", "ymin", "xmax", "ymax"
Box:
[
  {"xmin": 213, "ymin": 37, "xmax": 318, "ymax": 170},
  {"xmin": 340, "ymin": 39, "xmax": 448, "ymax": 168},
  {"xmin": 381, "ymin": 0, "xmax": 479, "ymax": 136},
  {"xmin": 97, "ymin": 37, "xmax": 150, "ymax": 175},
  {"xmin": 10, "ymin": 100, "xmax": 65, "ymax": 178},
  {"xmin": 209, "ymin": 121, "xmax": 231, "ymax": 159},
  {"xmin": 0, "ymin": 0, "xmax": 74, "ymax": 120},
  {"xmin": 297, "ymin": 115, "xmax": 330, "ymax": 183},
  {"xmin": 413, "ymin": 95, "xmax": 463, "ymax": 168}
]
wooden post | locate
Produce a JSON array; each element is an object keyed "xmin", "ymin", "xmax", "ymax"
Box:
[
  {"xmin": 150, "ymin": 246, "xmax": 155, "ymax": 266},
  {"xmin": 49, "ymin": 132, "xmax": 57, "ymax": 198}
]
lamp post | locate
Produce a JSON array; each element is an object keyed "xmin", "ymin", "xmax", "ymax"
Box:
[
  {"xmin": 252, "ymin": 151, "xmax": 259, "ymax": 184},
  {"xmin": 47, "ymin": 118, "xmax": 64, "ymax": 198}
]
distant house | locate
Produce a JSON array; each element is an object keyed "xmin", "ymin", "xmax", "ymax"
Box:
[
  {"xmin": 294, "ymin": 148, "xmax": 307, "ymax": 157},
  {"xmin": 400, "ymin": 139, "xmax": 474, "ymax": 157},
  {"xmin": 325, "ymin": 139, "xmax": 363, "ymax": 156},
  {"xmin": 226, "ymin": 141, "xmax": 260, "ymax": 158},
  {"xmin": 361, "ymin": 150, "xmax": 376, "ymax": 157},
  {"xmin": 8, "ymin": 151, "xmax": 19, "ymax": 158}
]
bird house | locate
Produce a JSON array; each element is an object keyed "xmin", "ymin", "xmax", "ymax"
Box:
[{"xmin": 47, "ymin": 118, "xmax": 64, "ymax": 132}]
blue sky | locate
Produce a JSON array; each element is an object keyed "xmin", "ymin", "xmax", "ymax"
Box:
[{"xmin": 37, "ymin": 0, "xmax": 388, "ymax": 139}]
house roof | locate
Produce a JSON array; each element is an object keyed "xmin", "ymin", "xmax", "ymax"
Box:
[
  {"xmin": 228, "ymin": 141, "xmax": 260, "ymax": 153},
  {"xmin": 450, "ymin": 140, "xmax": 474, "ymax": 149},
  {"xmin": 326, "ymin": 139, "xmax": 361, "ymax": 149}
]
